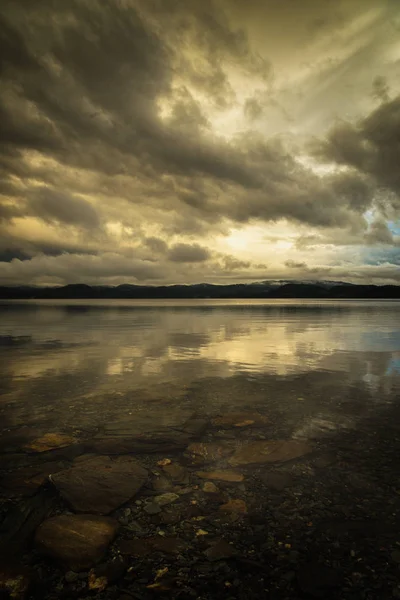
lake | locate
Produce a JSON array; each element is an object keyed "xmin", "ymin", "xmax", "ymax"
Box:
[
  {"xmin": 0, "ymin": 299, "xmax": 399, "ymax": 438},
  {"xmin": 1, "ymin": 299, "xmax": 400, "ymax": 598}
]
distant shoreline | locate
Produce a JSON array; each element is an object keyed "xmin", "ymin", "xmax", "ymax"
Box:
[{"xmin": 1, "ymin": 282, "xmax": 399, "ymax": 299}]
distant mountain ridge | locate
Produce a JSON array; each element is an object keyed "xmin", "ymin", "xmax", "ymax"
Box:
[{"xmin": 0, "ymin": 282, "xmax": 399, "ymax": 299}]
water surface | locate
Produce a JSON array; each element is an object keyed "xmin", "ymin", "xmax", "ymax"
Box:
[{"xmin": 0, "ymin": 299, "xmax": 399, "ymax": 441}]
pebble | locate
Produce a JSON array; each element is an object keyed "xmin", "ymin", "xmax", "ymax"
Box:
[
  {"xmin": 144, "ymin": 502, "xmax": 162, "ymax": 515},
  {"xmin": 154, "ymin": 493, "xmax": 180, "ymax": 506},
  {"xmin": 65, "ymin": 571, "xmax": 78, "ymax": 583},
  {"xmin": 203, "ymin": 482, "xmax": 219, "ymax": 493}
]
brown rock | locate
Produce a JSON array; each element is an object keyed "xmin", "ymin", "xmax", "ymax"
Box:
[
  {"xmin": 204, "ymin": 539, "xmax": 237, "ymax": 561},
  {"xmin": 0, "ymin": 488, "xmax": 57, "ymax": 557},
  {"xmin": 90, "ymin": 411, "xmax": 195, "ymax": 454},
  {"xmin": 203, "ymin": 482, "xmax": 219, "ymax": 493},
  {"xmin": 219, "ymin": 499, "xmax": 247, "ymax": 515},
  {"xmin": 196, "ymin": 469, "xmax": 244, "ymax": 482},
  {"xmin": 211, "ymin": 412, "xmax": 268, "ymax": 429},
  {"xmin": 23, "ymin": 433, "xmax": 76, "ymax": 453},
  {"xmin": 0, "ymin": 461, "xmax": 65, "ymax": 496},
  {"xmin": 229, "ymin": 440, "xmax": 312, "ymax": 466},
  {"xmin": 181, "ymin": 418, "xmax": 209, "ymax": 437},
  {"xmin": 185, "ymin": 442, "xmax": 234, "ymax": 465},
  {"xmin": 152, "ymin": 475, "xmax": 174, "ymax": 492},
  {"xmin": 50, "ymin": 456, "xmax": 147, "ymax": 514},
  {"xmin": 0, "ymin": 564, "xmax": 31, "ymax": 600},
  {"xmin": 89, "ymin": 558, "xmax": 127, "ymax": 590},
  {"xmin": 153, "ymin": 492, "xmax": 179, "ymax": 506},
  {"xmin": 35, "ymin": 514, "xmax": 118, "ymax": 570},
  {"xmin": 162, "ymin": 463, "xmax": 189, "ymax": 484}
]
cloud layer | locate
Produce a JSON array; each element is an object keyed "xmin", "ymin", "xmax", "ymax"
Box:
[{"xmin": 0, "ymin": 0, "xmax": 399, "ymax": 285}]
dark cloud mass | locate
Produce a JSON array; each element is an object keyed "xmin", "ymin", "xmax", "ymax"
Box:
[
  {"xmin": 0, "ymin": 0, "xmax": 399, "ymax": 285},
  {"xmin": 167, "ymin": 243, "xmax": 211, "ymax": 263}
]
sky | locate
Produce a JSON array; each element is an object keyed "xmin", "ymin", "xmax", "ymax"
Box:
[{"xmin": 0, "ymin": 0, "xmax": 399, "ymax": 287}]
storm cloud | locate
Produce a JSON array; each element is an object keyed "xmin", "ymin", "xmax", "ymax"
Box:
[{"xmin": 0, "ymin": 0, "xmax": 399, "ymax": 285}]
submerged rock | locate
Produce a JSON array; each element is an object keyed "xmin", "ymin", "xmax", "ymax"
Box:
[
  {"xmin": 152, "ymin": 475, "xmax": 174, "ymax": 492},
  {"xmin": 196, "ymin": 469, "xmax": 244, "ymax": 482},
  {"xmin": 0, "ymin": 461, "xmax": 66, "ymax": 496},
  {"xmin": 144, "ymin": 502, "xmax": 162, "ymax": 515},
  {"xmin": 35, "ymin": 514, "xmax": 118, "ymax": 571},
  {"xmin": 50, "ymin": 456, "xmax": 147, "ymax": 514},
  {"xmin": 185, "ymin": 442, "xmax": 234, "ymax": 465},
  {"xmin": 0, "ymin": 488, "xmax": 57, "ymax": 557},
  {"xmin": 204, "ymin": 539, "xmax": 237, "ymax": 561},
  {"xmin": 88, "ymin": 557, "xmax": 127, "ymax": 591},
  {"xmin": 211, "ymin": 412, "xmax": 268, "ymax": 429},
  {"xmin": 0, "ymin": 564, "xmax": 31, "ymax": 600},
  {"xmin": 23, "ymin": 433, "xmax": 76, "ymax": 453},
  {"xmin": 202, "ymin": 482, "xmax": 219, "ymax": 493},
  {"xmin": 91, "ymin": 431, "xmax": 191, "ymax": 454},
  {"xmin": 89, "ymin": 412, "xmax": 206, "ymax": 454},
  {"xmin": 229, "ymin": 440, "xmax": 312, "ymax": 466},
  {"xmin": 153, "ymin": 492, "xmax": 179, "ymax": 506},
  {"xmin": 219, "ymin": 499, "xmax": 248, "ymax": 515},
  {"xmin": 162, "ymin": 463, "xmax": 189, "ymax": 484}
]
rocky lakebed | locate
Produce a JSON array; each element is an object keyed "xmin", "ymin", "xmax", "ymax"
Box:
[{"xmin": 1, "ymin": 399, "xmax": 400, "ymax": 600}]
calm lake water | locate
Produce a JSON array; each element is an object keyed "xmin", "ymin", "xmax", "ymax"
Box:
[{"xmin": 0, "ymin": 299, "xmax": 399, "ymax": 442}]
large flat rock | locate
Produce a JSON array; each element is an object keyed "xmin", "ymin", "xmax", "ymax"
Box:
[
  {"xmin": 90, "ymin": 413, "xmax": 205, "ymax": 454},
  {"xmin": 24, "ymin": 433, "xmax": 77, "ymax": 453},
  {"xmin": 211, "ymin": 412, "xmax": 268, "ymax": 429},
  {"xmin": 184, "ymin": 442, "xmax": 235, "ymax": 465},
  {"xmin": 0, "ymin": 461, "xmax": 66, "ymax": 496},
  {"xmin": 50, "ymin": 456, "xmax": 148, "ymax": 514},
  {"xmin": 35, "ymin": 514, "xmax": 118, "ymax": 571},
  {"xmin": 229, "ymin": 440, "xmax": 312, "ymax": 466}
]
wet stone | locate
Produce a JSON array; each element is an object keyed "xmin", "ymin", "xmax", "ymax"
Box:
[
  {"xmin": 23, "ymin": 433, "xmax": 77, "ymax": 453},
  {"xmin": 196, "ymin": 469, "xmax": 244, "ymax": 483},
  {"xmin": 219, "ymin": 499, "xmax": 248, "ymax": 515},
  {"xmin": 204, "ymin": 539, "xmax": 238, "ymax": 562},
  {"xmin": 229, "ymin": 440, "xmax": 312, "ymax": 466},
  {"xmin": 0, "ymin": 461, "xmax": 66, "ymax": 496},
  {"xmin": 50, "ymin": 455, "xmax": 148, "ymax": 514},
  {"xmin": 35, "ymin": 514, "xmax": 118, "ymax": 571},
  {"xmin": 203, "ymin": 482, "xmax": 219, "ymax": 493},
  {"xmin": 0, "ymin": 488, "xmax": 57, "ymax": 557},
  {"xmin": 89, "ymin": 411, "xmax": 197, "ymax": 454},
  {"xmin": 153, "ymin": 492, "xmax": 179, "ymax": 506},
  {"xmin": 144, "ymin": 502, "xmax": 162, "ymax": 515},
  {"xmin": 89, "ymin": 557, "xmax": 127, "ymax": 589},
  {"xmin": 0, "ymin": 564, "xmax": 31, "ymax": 600},
  {"xmin": 162, "ymin": 463, "xmax": 189, "ymax": 484},
  {"xmin": 152, "ymin": 475, "xmax": 174, "ymax": 492},
  {"xmin": 185, "ymin": 442, "xmax": 235, "ymax": 465},
  {"xmin": 211, "ymin": 412, "xmax": 268, "ymax": 429}
]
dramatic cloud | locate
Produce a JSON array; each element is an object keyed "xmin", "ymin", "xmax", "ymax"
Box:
[{"xmin": 0, "ymin": 0, "xmax": 399, "ymax": 285}]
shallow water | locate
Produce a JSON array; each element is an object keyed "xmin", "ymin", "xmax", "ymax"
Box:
[
  {"xmin": 0, "ymin": 299, "xmax": 399, "ymax": 439},
  {"xmin": 1, "ymin": 300, "xmax": 400, "ymax": 598}
]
